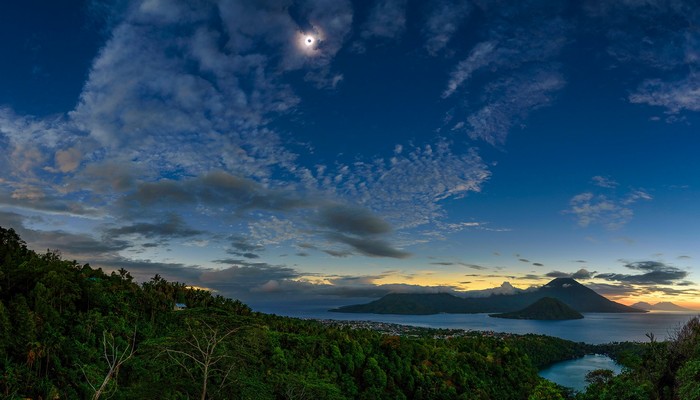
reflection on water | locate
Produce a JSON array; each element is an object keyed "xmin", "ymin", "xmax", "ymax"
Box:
[
  {"xmin": 539, "ymin": 354, "xmax": 622, "ymax": 392},
  {"xmin": 256, "ymin": 302, "xmax": 698, "ymax": 344}
]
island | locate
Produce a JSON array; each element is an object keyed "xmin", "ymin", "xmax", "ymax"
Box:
[{"xmin": 489, "ymin": 297, "xmax": 584, "ymax": 320}]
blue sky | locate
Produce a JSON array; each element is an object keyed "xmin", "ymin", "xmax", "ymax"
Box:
[{"xmin": 1, "ymin": 0, "xmax": 699, "ymax": 310}]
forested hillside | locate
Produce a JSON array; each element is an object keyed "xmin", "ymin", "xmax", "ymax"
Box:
[{"xmin": 2, "ymin": 225, "xmax": 697, "ymax": 399}]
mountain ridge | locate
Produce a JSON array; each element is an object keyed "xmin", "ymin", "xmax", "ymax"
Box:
[
  {"xmin": 332, "ymin": 278, "xmax": 646, "ymax": 315},
  {"xmin": 631, "ymin": 301, "xmax": 691, "ymax": 311}
]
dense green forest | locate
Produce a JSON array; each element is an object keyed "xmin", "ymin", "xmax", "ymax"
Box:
[{"xmin": 1, "ymin": 225, "xmax": 698, "ymax": 399}]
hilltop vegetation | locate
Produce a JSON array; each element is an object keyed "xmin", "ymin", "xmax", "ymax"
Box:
[
  {"xmin": 0, "ymin": 226, "xmax": 590, "ymax": 399},
  {"xmin": 3, "ymin": 225, "xmax": 700, "ymax": 399}
]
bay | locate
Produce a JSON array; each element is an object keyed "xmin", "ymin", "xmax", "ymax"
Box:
[
  {"xmin": 539, "ymin": 354, "xmax": 622, "ymax": 392},
  {"xmin": 258, "ymin": 303, "xmax": 698, "ymax": 344}
]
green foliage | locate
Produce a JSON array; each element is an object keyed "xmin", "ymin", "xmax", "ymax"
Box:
[
  {"xmin": 528, "ymin": 379, "xmax": 565, "ymax": 400},
  {"xmin": 677, "ymin": 360, "xmax": 700, "ymax": 399}
]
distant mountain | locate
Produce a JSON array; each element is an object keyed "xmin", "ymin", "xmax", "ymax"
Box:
[
  {"xmin": 631, "ymin": 301, "xmax": 653, "ymax": 310},
  {"xmin": 631, "ymin": 301, "xmax": 691, "ymax": 311},
  {"xmin": 490, "ymin": 297, "xmax": 584, "ymax": 320},
  {"xmin": 332, "ymin": 278, "xmax": 646, "ymax": 315}
]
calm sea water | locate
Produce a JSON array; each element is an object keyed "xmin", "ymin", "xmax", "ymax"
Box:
[
  {"xmin": 539, "ymin": 354, "xmax": 622, "ymax": 392},
  {"xmin": 258, "ymin": 303, "xmax": 698, "ymax": 344}
]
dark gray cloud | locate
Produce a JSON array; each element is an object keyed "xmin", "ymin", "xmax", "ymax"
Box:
[
  {"xmin": 532, "ymin": 262, "xmax": 544, "ymax": 267},
  {"xmin": 327, "ymin": 232, "xmax": 410, "ymax": 259},
  {"xmin": 0, "ymin": 188, "xmax": 101, "ymax": 217},
  {"xmin": 324, "ymin": 249, "xmax": 353, "ymax": 258},
  {"xmin": 122, "ymin": 171, "xmax": 309, "ymax": 215},
  {"xmin": 0, "ymin": 211, "xmax": 131, "ymax": 258},
  {"xmin": 586, "ymin": 283, "xmax": 637, "ymax": 298},
  {"xmin": 595, "ymin": 261, "xmax": 690, "ymax": 285},
  {"xmin": 0, "ymin": 210, "xmax": 25, "ymax": 230},
  {"xmin": 429, "ymin": 261, "xmax": 486, "ymax": 270},
  {"xmin": 122, "ymin": 173, "xmax": 409, "ymax": 259},
  {"xmin": 315, "ymin": 205, "xmax": 391, "ymax": 235},
  {"xmin": 226, "ymin": 235, "xmax": 264, "ymax": 259},
  {"xmin": 105, "ymin": 213, "xmax": 203, "ymax": 239}
]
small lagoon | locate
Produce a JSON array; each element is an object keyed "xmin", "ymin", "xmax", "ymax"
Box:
[{"xmin": 539, "ymin": 354, "xmax": 622, "ymax": 392}]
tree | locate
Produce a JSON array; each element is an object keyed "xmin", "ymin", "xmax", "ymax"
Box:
[
  {"xmin": 83, "ymin": 329, "xmax": 136, "ymax": 400},
  {"xmin": 586, "ymin": 369, "xmax": 615, "ymax": 386},
  {"xmin": 528, "ymin": 379, "xmax": 564, "ymax": 400},
  {"xmin": 163, "ymin": 318, "xmax": 243, "ymax": 400},
  {"xmin": 677, "ymin": 360, "xmax": 700, "ymax": 400}
]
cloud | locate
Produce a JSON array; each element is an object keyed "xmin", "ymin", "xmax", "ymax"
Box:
[
  {"xmin": 122, "ymin": 171, "xmax": 309, "ymax": 215},
  {"xmin": 422, "ymin": 0, "xmax": 471, "ymax": 55},
  {"xmin": 54, "ymin": 147, "xmax": 82, "ymax": 173},
  {"xmin": 225, "ymin": 235, "xmax": 264, "ymax": 259},
  {"xmin": 320, "ymin": 140, "xmax": 490, "ymax": 230},
  {"xmin": 443, "ymin": 41, "xmax": 498, "ymax": 98},
  {"xmin": 315, "ymin": 205, "xmax": 392, "ymax": 235},
  {"xmin": 585, "ymin": 1, "xmax": 700, "ymax": 116},
  {"xmin": 324, "ymin": 249, "xmax": 352, "ymax": 257},
  {"xmin": 361, "ymin": 0, "xmax": 407, "ymax": 40},
  {"xmin": 630, "ymin": 77, "xmax": 700, "ymax": 114},
  {"xmin": 105, "ymin": 213, "xmax": 203, "ymax": 240},
  {"xmin": 0, "ymin": 212, "xmax": 130, "ymax": 258},
  {"xmin": 592, "ymin": 176, "xmax": 618, "ymax": 188},
  {"xmin": 200, "ymin": 263, "xmax": 300, "ymax": 293},
  {"xmin": 462, "ymin": 281, "xmax": 523, "ymax": 298},
  {"xmin": 595, "ymin": 261, "xmax": 690, "ymax": 285},
  {"xmin": 585, "ymin": 282, "xmax": 637, "ymax": 299},
  {"xmin": 326, "ymin": 232, "xmax": 410, "ymax": 259},
  {"xmin": 441, "ymin": 1, "xmax": 570, "ymax": 145},
  {"xmin": 545, "ymin": 268, "xmax": 594, "ymax": 280},
  {"xmin": 566, "ymin": 183, "xmax": 652, "ymax": 230},
  {"xmin": 462, "ymin": 68, "xmax": 566, "ymax": 145}
]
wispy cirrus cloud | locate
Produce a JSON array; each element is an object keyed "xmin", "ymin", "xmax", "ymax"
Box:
[
  {"xmin": 585, "ymin": 0, "xmax": 700, "ymax": 117},
  {"xmin": 592, "ymin": 175, "xmax": 618, "ymax": 188},
  {"xmin": 361, "ymin": 0, "xmax": 407, "ymax": 40},
  {"xmin": 422, "ymin": 0, "xmax": 471, "ymax": 56},
  {"xmin": 442, "ymin": 1, "xmax": 570, "ymax": 145}
]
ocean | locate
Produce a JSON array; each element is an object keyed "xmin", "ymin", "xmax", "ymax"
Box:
[{"xmin": 259, "ymin": 303, "xmax": 698, "ymax": 344}]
